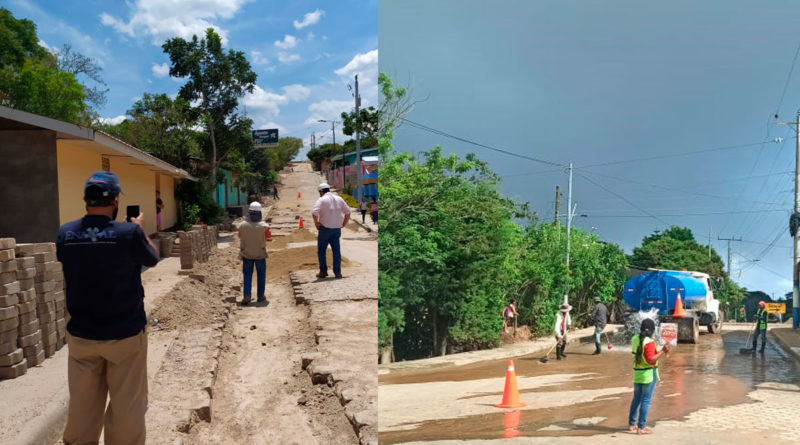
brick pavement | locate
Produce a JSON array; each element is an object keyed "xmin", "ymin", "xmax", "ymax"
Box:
[{"xmin": 291, "ymin": 267, "xmax": 377, "ymax": 445}]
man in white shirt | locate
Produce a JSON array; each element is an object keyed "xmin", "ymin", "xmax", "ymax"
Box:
[
  {"xmin": 554, "ymin": 303, "xmax": 572, "ymax": 360},
  {"xmin": 311, "ymin": 183, "xmax": 351, "ymax": 279}
]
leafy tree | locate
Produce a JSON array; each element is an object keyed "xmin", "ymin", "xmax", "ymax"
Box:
[
  {"xmin": 512, "ymin": 224, "xmax": 628, "ymax": 334},
  {"xmin": 306, "ymin": 143, "xmax": 337, "ymax": 171},
  {"xmin": 341, "ymin": 105, "xmax": 379, "ymax": 139},
  {"xmin": 0, "ymin": 8, "xmax": 45, "ymax": 69},
  {"xmin": 0, "ymin": 9, "xmax": 88, "ymax": 122},
  {"xmin": 2, "ymin": 59, "xmax": 86, "ymax": 121},
  {"xmin": 380, "ymin": 148, "xmax": 523, "ymax": 359},
  {"xmin": 162, "ymin": 28, "xmax": 257, "ymax": 191},
  {"xmin": 99, "ymin": 93, "xmax": 202, "ymax": 169}
]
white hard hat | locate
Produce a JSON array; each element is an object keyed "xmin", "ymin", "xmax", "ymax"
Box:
[
  {"xmin": 317, "ymin": 183, "xmax": 330, "ymax": 191},
  {"xmin": 248, "ymin": 201, "xmax": 262, "ymax": 211}
]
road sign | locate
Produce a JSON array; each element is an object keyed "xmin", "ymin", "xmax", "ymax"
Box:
[
  {"xmin": 765, "ymin": 303, "xmax": 786, "ymax": 314},
  {"xmin": 252, "ymin": 129, "xmax": 279, "ymax": 145}
]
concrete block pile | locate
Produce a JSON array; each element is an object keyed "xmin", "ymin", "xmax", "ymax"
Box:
[
  {"xmin": 0, "ymin": 238, "xmax": 28, "ymax": 379},
  {"xmin": 16, "ymin": 242, "xmax": 65, "ymax": 361},
  {"xmin": 179, "ymin": 225, "xmax": 218, "ymax": 270},
  {"xmin": 0, "ymin": 238, "xmax": 68, "ymax": 380}
]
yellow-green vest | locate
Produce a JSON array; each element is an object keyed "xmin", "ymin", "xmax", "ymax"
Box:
[
  {"xmin": 631, "ymin": 334, "xmax": 658, "ymax": 384},
  {"xmin": 756, "ymin": 308, "xmax": 767, "ymax": 331}
]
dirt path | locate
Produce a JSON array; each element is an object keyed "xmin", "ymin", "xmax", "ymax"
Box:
[{"xmin": 139, "ymin": 161, "xmax": 374, "ymax": 444}]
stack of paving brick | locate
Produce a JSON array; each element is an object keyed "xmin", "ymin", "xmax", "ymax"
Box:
[
  {"xmin": 15, "ymin": 243, "xmax": 55, "ymax": 363},
  {"xmin": 32, "ymin": 244, "xmax": 60, "ymax": 358},
  {"xmin": 0, "ymin": 238, "xmax": 27, "ymax": 379},
  {"xmin": 179, "ymin": 231, "xmax": 195, "ymax": 270}
]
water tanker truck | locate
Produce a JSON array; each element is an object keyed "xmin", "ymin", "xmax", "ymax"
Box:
[{"xmin": 622, "ymin": 269, "xmax": 723, "ymax": 343}]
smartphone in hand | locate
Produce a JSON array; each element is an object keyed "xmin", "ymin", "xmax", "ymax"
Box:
[{"xmin": 126, "ymin": 205, "xmax": 140, "ymax": 223}]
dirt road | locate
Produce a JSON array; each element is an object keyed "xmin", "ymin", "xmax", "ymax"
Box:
[
  {"xmin": 379, "ymin": 330, "xmax": 800, "ymax": 445},
  {"xmin": 138, "ymin": 162, "xmax": 376, "ymax": 444}
]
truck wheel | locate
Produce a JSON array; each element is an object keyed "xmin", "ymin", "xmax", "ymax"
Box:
[
  {"xmin": 708, "ymin": 312, "xmax": 723, "ymax": 334},
  {"xmin": 676, "ymin": 317, "xmax": 699, "ymax": 343}
]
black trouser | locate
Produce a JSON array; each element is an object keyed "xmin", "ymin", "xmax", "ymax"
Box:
[
  {"xmin": 556, "ymin": 334, "xmax": 567, "ymax": 358},
  {"xmin": 753, "ymin": 328, "xmax": 767, "ymax": 351},
  {"xmin": 360, "ymin": 210, "xmax": 366, "ymax": 223}
]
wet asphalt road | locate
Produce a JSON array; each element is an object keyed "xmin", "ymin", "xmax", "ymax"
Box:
[{"xmin": 379, "ymin": 330, "xmax": 799, "ymax": 443}]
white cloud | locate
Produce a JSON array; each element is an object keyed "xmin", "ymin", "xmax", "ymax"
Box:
[
  {"xmin": 278, "ymin": 52, "xmax": 301, "ymax": 64},
  {"xmin": 250, "ymin": 50, "xmax": 269, "ymax": 66},
  {"xmin": 274, "ymin": 34, "xmax": 298, "ymax": 50},
  {"xmin": 243, "ymin": 84, "xmax": 311, "ymax": 129},
  {"xmin": 282, "ymin": 84, "xmax": 311, "ymax": 102},
  {"xmin": 306, "ymin": 31, "xmax": 315, "ymax": 41},
  {"xmin": 293, "ymin": 9, "xmax": 324, "ymax": 29},
  {"xmin": 99, "ymin": 115, "xmax": 126, "ymax": 125},
  {"xmin": 307, "ymin": 100, "xmax": 352, "ymax": 122},
  {"xmin": 99, "ymin": 0, "xmax": 251, "ymax": 45},
  {"xmin": 335, "ymin": 49, "xmax": 378, "ymax": 106},
  {"xmin": 151, "ymin": 63, "xmax": 169, "ymax": 77}
]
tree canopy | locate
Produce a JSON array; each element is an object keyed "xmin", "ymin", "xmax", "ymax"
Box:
[{"xmin": 162, "ymin": 28, "xmax": 257, "ymax": 188}]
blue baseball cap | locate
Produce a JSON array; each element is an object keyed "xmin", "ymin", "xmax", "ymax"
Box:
[{"xmin": 84, "ymin": 170, "xmax": 122, "ymax": 204}]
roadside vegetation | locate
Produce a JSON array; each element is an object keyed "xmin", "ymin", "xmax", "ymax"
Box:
[{"xmin": 377, "ymin": 73, "xmax": 744, "ymax": 362}]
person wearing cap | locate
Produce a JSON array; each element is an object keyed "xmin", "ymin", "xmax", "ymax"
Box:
[
  {"xmin": 592, "ymin": 296, "xmax": 609, "ymax": 355},
  {"xmin": 752, "ymin": 300, "xmax": 768, "ymax": 353},
  {"xmin": 56, "ymin": 171, "xmax": 159, "ymax": 445},
  {"xmin": 311, "ymin": 183, "xmax": 351, "ymax": 279},
  {"xmin": 554, "ymin": 303, "xmax": 572, "ymax": 360},
  {"xmin": 238, "ymin": 202, "xmax": 271, "ymax": 305}
]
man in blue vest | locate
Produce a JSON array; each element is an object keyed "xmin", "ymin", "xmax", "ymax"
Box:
[
  {"xmin": 57, "ymin": 171, "xmax": 159, "ymax": 445},
  {"xmin": 752, "ymin": 300, "xmax": 768, "ymax": 353}
]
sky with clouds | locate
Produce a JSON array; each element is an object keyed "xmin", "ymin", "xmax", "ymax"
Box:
[
  {"xmin": 380, "ymin": 0, "xmax": 800, "ymax": 300},
  {"xmin": 3, "ymin": 0, "xmax": 377, "ymax": 159}
]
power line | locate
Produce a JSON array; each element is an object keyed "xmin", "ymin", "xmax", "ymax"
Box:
[
  {"xmin": 400, "ymin": 118, "xmax": 564, "ymax": 167},
  {"xmin": 585, "ymin": 209, "xmax": 787, "ymax": 218},
  {"xmin": 577, "ymin": 169, "xmax": 783, "ymax": 207},
  {"xmin": 576, "ymin": 172, "xmax": 670, "ymax": 226},
  {"xmin": 576, "ymin": 141, "xmax": 773, "ymax": 169}
]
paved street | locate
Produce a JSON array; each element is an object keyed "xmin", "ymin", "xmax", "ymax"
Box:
[{"xmin": 379, "ymin": 328, "xmax": 800, "ymax": 445}]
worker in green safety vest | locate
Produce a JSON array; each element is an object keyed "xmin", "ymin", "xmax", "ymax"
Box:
[
  {"xmin": 628, "ymin": 318, "xmax": 670, "ymax": 435},
  {"xmin": 752, "ymin": 300, "xmax": 768, "ymax": 353}
]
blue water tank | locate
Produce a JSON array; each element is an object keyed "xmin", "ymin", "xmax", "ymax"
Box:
[{"xmin": 623, "ymin": 271, "xmax": 707, "ymax": 315}]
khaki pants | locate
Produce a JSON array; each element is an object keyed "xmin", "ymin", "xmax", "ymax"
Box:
[{"xmin": 63, "ymin": 330, "xmax": 148, "ymax": 445}]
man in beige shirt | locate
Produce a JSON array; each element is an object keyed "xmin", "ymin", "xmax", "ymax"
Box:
[
  {"xmin": 238, "ymin": 201, "xmax": 271, "ymax": 305},
  {"xmin": 311, "ymin": 183, "xmax": 351, "ymax": 278}
]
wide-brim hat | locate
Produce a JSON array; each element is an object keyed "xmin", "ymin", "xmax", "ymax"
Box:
[{"xmin": 560, "ymin": 303, "xmax": 572, "ymax": 311}]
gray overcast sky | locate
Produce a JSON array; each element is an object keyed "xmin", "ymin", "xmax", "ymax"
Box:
[{"xmin": 379, "ymin": 0, "xmax": 800, "ymax": 299}]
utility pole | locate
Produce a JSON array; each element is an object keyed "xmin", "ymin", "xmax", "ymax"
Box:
[
  {"xmin": 717, "ymin": 236, "xmax": 742, "ymax": 277},
  {"xmin": 354, "ymin": 74, "xmax": 363, "ymax": 200},
  {"xmin": 554, "ymin": 185, "xmax": 561, "ymax": 226},
  {"xmin": 565, "ymin": 163, "xmax": 573, "ymax": 306},
  {"xmin": 777, "ymin": 111, "xmax": 800, "ymax": 329},
  {"xmin": 795, "ymin": 110, "xmax": 800, "ymax": 328}
]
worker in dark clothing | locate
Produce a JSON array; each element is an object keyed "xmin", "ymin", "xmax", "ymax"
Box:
[
  {"xmin": 752, "ymin": 300, "xmax": 768, "ymax": 353},
  {"xmin": 592, "ymin": 296, "xmax": 609, "ymax": 355},
  {"xmin": 57, "ymin": 171, "xmax": 159, "ymax": 445}
]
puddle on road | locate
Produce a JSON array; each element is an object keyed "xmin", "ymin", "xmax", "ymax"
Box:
[{"xmin": 379, "ymin": 331, "xmax": 800, "ymax": 443}]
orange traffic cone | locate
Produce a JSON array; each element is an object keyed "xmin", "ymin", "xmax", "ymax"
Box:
[
  {"xmin": 298, "ymin": 192, "xmax": 301, "ymax": 199},
  {"xmin": 495, "ymin": 360, "xmax": 526, "ymax": 409},
  {"xmin": 673, "ymin": 291, "xmax": 686, "ymax": 318},
  {"xmin": 299, "ymin": 218, "xmax": 304, "ymax": 228}
]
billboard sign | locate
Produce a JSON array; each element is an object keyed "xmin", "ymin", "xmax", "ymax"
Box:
[{"xmin": 252, "ymin": 129, "xmax": 279, "ymax": 145}]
